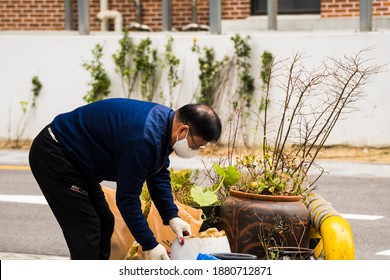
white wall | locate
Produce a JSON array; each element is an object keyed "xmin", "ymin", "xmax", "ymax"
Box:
[{"xmin": 1, "ymin": 31, "xmax": 389, "ymax": 146}]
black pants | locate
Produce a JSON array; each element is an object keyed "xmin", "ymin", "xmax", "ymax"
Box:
[{"xmin": 29, "ymin": 125, "xmax": 114, "ymax": 260}]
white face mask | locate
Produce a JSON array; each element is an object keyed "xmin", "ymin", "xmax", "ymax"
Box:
[{"xmin": 172, "ymin": 132, "xmax": 198, "ymax": 159}]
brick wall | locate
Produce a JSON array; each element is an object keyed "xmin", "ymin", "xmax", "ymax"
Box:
[
  {"xmin": 0, "ymin": 0, "xmax": 249, "ymax": 31},
  {"xmin": 0, "ymin": 0, "xmax": 65, "ymax": 30},
  {"xmin": 321, "ymin": 0, "xmax": 390, "ymax": 18},
  {"xmin": 0, "ymin": 0, "xmax": 389, "ymax": 31},
  {"xmin": 222, "ymin": 0, "xmax": 250, "ymax": 20}
]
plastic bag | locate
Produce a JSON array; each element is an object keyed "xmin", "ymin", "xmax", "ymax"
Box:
[{"xmin": 197, "ymin": 253, "xmax": 219, "ymax": 260}]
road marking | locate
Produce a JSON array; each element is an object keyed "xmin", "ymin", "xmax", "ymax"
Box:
[
  {"xmin": 0, "ymin": 165, "xmax": 30, "ymax": 170},
  {"xmin": 376, "ymin": 250, "xmax": 390, "ymax": 256},
  {"xmin": 0, "ymin": 195, "xmax": 47, "ymax": 205},
  {"xmin": 341, "ymin": 213, "xmax": 384, "ymax": 221}
]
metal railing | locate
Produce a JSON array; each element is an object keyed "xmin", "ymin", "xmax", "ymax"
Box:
[
  {"xmin": 360, "ymin": 0, "xmax": 373, "ymax": 31},
  {"xmin": 162, "ymin": 0, "xmax": 172, "ymax": 31},
  {"xmin": 267, "ymin": 0, "xmax": 373, "ymax": 32},
  {"xmin": 267, "ymin": 0, "xmax": 277, "ymax": 30},
  {"xmin": 67, "ymin": 0, "xmax": 374, "ymax": 35},
  {"xmin": 64, "ymin": 0, "xmax": 89, "ymax": 35}
]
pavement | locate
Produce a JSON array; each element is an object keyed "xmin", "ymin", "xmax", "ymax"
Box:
[
  {"xmin": 2, "ymin": 148, "xmax": 390, "ymax": 260},
  {"xmin": 0, "ymin": 252, "xmax": 68, "ymax": 260}
]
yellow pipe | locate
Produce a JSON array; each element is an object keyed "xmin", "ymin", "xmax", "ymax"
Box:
[
  {"xmin": 306, "ymin": 194, "xmax": 355, "ymax": 260},
  {"xmin": 320, "ymin": 215, "xmax": 355, "ymax": 260},
  {"xmin": 309, "ymin": 226, "xmax": 324, "ymax": 259}
]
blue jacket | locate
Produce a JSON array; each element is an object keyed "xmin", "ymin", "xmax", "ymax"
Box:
[{"xmin": 51, "ymin": 98, "xmax": 179, "ymax": 250}]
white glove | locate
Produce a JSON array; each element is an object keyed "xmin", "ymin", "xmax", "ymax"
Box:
[
  {"xmin": 169, "ymin": 217, "xmax": 191, "ymax": 245},
  {"xmin": 145, "ymin": 244, "xmax": 170, "ymax": 260}
]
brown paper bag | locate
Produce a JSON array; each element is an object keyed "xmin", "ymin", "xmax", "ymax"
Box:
[
  {"xmin": 147, "ymin": 201, "xmax": 204, "ymax": 249},
  {"xmin": 102, "ymin": 186, "xmax": 204, "ymax": 259},
  {"xmin": 102, "ymin": 186, "xmax": 137, "ymax": 260}
]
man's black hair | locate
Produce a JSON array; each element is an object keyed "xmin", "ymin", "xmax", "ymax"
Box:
[{"xmin": 176, "ymin": 104, "xmax": 222, "ymax": 143}]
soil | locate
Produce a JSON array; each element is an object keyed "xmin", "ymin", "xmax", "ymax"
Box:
[
  {"xmin": 202, "ymin": 144, "xmax": 390, "ymax": 164},
  {"xmin": 2, "ymin": 139, "xmax": 390, "ymax": 164},
  {"xmin": 302, "ymin": 145, "xmax": 390, "ymax": 164}
]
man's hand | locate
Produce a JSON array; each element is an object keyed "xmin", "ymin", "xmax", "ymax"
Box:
[
  {"xmin": 169, "ymin": 217, "xmax": 191, "ymax": 245},
  {"xmin": 145, "ymin": 244, "xmax": 170, "ymax": 260}
]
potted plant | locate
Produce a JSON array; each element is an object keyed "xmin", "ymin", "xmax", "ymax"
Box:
[
  {"xmin": 215, "ymin": 49, "xmax": 381, "ymax": 259},
  {"xmin": 217, "ymin": 152, "xmax": 313, "ymax": 259}
]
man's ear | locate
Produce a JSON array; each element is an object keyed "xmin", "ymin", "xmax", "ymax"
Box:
[
  {"xmin": 177, "ymin": 124, "xmax": 189, "ymax": 137},
  {"xmin": 171, "ymin": 116, "xmax": 189, "ymax": 144}
]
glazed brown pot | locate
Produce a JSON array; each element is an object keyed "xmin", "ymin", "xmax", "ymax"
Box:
[{"xmin": 217, "ymin": 189, "xmax": 310, "ymax": 259}]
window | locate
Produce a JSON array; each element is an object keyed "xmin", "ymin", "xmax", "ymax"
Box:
[{"xmin": 251, "ymin": 0, "xmax": 321, "ymax": 15}]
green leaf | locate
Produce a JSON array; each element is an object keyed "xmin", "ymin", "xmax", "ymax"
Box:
[
  {"xmin": 224, "ymin": 165, "xmax": 241, "ymax": 186},
  {"xmin": 20, "ymin": 101, "xmax": 28, "ymax": 113},
  {"xmin": 190, "ymin": 185, "xmax": 218, "ymax": 207},
  {"xmin": 214, "ymin": 164, "xmax": 226, "ymax": 177},
  {"xmin": 214, "ymin": 164, "xmax": 241, "ymax": 187}
]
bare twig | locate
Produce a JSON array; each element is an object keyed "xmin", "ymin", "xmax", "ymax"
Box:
[{"xmin": 239, "ymin": 48, "xmax": 383, "ymax": 196}]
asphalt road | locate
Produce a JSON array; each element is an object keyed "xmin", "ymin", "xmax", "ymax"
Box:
[{"xmin": 0, "ymin": 156, "xmax": 389, "ymax": 260}]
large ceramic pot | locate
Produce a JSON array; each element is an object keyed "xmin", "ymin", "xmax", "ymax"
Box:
[{"xmin": 218, "ymin": 190, "xmax": 310, "ymax": 259}]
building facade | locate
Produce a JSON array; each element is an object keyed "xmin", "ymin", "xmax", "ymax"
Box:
[{"xmin": 0, "ymin": 0, "xmax": 389, "ymax": 31}]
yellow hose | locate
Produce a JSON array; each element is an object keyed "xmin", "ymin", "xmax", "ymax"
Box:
[{"xmin": 306, "ymin": 194, "xmax": 355, "ymax": 260}]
